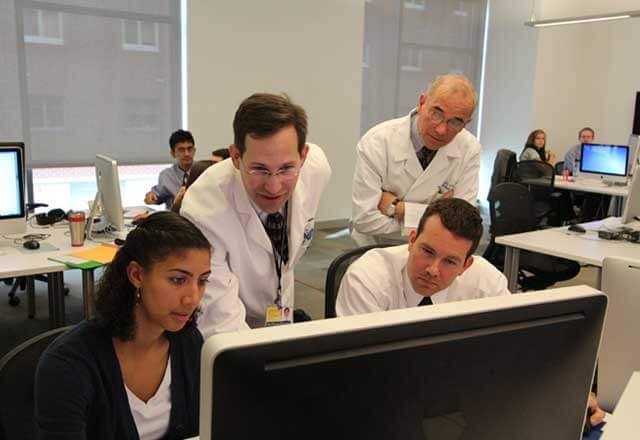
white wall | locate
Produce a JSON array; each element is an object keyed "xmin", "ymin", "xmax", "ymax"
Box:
[
  {"xmin": 531, "ymin": 0, "xmax": 640, "ymax": 159},
  {"xmin": 188, "ymin": 0, "xmax": 364, "ymax": 222},
  {"xmin": 478, "ymin": 0, "xmax": 540, "ymax": 200}
]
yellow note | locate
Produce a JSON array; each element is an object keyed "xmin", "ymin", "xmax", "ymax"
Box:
[{"xmin": 71, "ymin": 244, "xmax": 118, "ymax": 264}]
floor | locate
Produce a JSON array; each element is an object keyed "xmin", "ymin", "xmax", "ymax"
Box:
[{"xmin": 0, "ymin": 225, "xmax": 599, "ymax": 359}]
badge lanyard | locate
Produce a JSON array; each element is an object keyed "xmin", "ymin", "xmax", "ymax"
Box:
[{"xmin": 269, "ymin": 203, "xmax": 289, "ymax": 308}]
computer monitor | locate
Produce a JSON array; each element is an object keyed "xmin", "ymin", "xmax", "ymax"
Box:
[
  {"xmin": 621, "ymin": 170, "xmax": 640, "ymax": 224},
  {"xmin": 0, "ymin": 142, "xmax": 26, "ymax": 235},
  {"xmin": 580, "ymin": 143, "xmax": 629, "ymax": 183},
  {"xmin": 95, "ymin": 154, "xmax": 124, "ymax": 232},
  {"xmin": 600, "ymin": 256, "xmax": 640, "ymax": 412},
  {"xmin": 200, "ymin": 287, "xmax": 606, "ymax": 440}
]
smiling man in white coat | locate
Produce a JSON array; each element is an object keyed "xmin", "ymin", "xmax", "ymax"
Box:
[
  {"xmin": 181, "ymin": 93, "xmax": 331, "ymax": 333},
  {"xmin": 351, "ymin": 74, "xmax": 480, "ymax": 245},
  {"xmin": 337, "ymin": 198, "xmax": 509, "ymax": 316}
]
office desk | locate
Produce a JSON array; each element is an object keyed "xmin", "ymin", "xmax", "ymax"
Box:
[
  {"xmin": 554, "ymin": 177, "xmax": 629, "ymax": 216},
  {"xmin": 0, "ymin": 225, "xmax": 102, "ymax": 328},
  {"xmin": 495, "ymin": 218, "xmax": 640, "ymax": 291},
  {"xmin": 601, "ymin": 372, "xmax": 640, "ymax": 439}
]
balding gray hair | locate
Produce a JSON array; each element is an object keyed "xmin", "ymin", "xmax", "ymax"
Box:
[{"xmin": 426, "ymin": 74, "xmax": 478, "ymax": 116}]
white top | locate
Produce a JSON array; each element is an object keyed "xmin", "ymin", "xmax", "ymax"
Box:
[
  {"xmin": 125, "ymin": 360, "xmax": 172, "ymax": 440},
  {"xmin": 180, "ymin": 143, "xmax": 332, "ymax": 332},
  {"xmin": 335, "ymin": 245, "xmax": 510, "ymax": 316},
  {"xmin": 350, "ymin": 111, "xmax": 481, "ymax": 245}
]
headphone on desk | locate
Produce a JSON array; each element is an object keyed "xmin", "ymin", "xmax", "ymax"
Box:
[{"xmin": 35, "ymin": 209, "xmax": 67, "ymax": 226}]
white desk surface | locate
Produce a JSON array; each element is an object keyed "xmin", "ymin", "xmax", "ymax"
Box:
[
  {"xmin": 495, "ymin": 218, "xmax": 640, "ymax": 267},
  {"xmin": 0, "ymin": 223, "xmax": 101, "ymax": 278},
  {"xmin": 601, "ymin": 372, "xmax": 640, "ymax": 439},
  {"xmin": 553, "ymin": 176, "xmax": 629, "ymax": 197}
]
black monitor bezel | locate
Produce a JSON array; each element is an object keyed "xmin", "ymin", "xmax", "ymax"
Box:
[
  {"xmin": 0, "ymin": 142, "xmax": 26, "ymax": 220},
  {"xmin": 579, "ymin": 142, "xmax": 630, "ymax": 177}
]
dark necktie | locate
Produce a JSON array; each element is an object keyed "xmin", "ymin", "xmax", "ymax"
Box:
[
  {"xmin": 417, "ymin": 146, "xmax": 434, "ymax": 170},
  {"xmin": 418, "ymin": 296, "xmax": 433, "ymax": 306},
  {"xmin": 265, "ymin": 212, "xmax": 289, "ymax": 264},
  {"xmin": 182, "ymin": 172, "xmax": 188, "ymax": 186}
]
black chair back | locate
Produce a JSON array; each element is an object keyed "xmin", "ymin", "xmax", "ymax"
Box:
[
  {"xmin": 489, "ymin": 149, "xmax": 517, "ymax": 193},
  {"xmin": 487, "ymin": 183, "xmax": 538, "ymax": 236},
  {"xmin": 0, "ymin": 327, "xmax": 71, "ymax": 440},
  {"xmin": 554, "ymin": 161, "xmax": 565, "ymax": 175},
  {"xmin": 325, "ymin": 245, "xmax": 390, "ymax": 318}
]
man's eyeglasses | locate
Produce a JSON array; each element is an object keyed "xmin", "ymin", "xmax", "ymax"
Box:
[
  {"xmin": 245, "ymin": 165, "xmax": 300, "ymax": 181},
  {"xmin": 427, "ymin": 107, "xmax": 466, "ymax": 132}
]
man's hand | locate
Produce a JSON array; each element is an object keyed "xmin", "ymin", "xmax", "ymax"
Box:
[
  {"xmin": 588, "ymin": 392, "xmax": 605, "ymax": 427},
  {"xmin": 144, "ymin": 191, "xmax": 158, "ymax": 205},
  {"xmin": 378, "ymin": 191, "xmax": 399, "ymax": 219}
]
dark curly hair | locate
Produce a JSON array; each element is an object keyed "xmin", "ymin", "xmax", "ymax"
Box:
[{"xmin": 95, "ymin": 211, "xmax": 211, "ymax": 341}]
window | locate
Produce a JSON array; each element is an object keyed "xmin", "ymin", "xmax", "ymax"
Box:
[
  {"xmin": 29, "ymin": 96, "xmax": 64, "ymax": 130},
  {"xmin": 122, "ymin": 20, "xmax": 159, "ymax": 52},
  {"xmin": 123, "ymin": 98, "xmax": 160, "ymax": 130},
  {"xmin": 400, "ymin": 46, "xmax": 423, "ymax": 72},
  {"xmin": 24, "ymin": 9, "xmax": 64, "ymax": 45},
  {"xmin": 404, "ymin": 0, "xmax": 427, "ymax": 11},
  {"xmin": 360, "ymin": 0, "xmax": 487, "ymax": 135}
]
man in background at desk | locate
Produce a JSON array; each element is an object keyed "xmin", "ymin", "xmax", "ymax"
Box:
[
  {"xmin": 144, "ymin": 129, "xmax": 196, "ymax": 210},
  {"xmin": 337, "ymin": 198, "xmax": 510, "ymax": 316},
  {"xmin": 350, "ymin": 73, "xmax": 481, "ymax": 245},
  {"xmin": 563, "ymin": 126, "xmax": 594, "ymax": 175},
  {"xmin": 181, "ymin": 93, "xmax": 331, "ymax": 333},
  {"xmin": 562, "ymin": 127, "xmax": 611, "ymax": 221}
]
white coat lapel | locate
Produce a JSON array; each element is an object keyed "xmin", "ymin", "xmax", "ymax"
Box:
[
  {"xmin": 390, "ymin": 122, "xmax": 422, "ymax": 183},
  {"xmin": 287, "ymin": 176, "xmax": 310, "ymax": 266},
  {"xmin": 406, "ymin": 137, "xmax": 463, "ymax": 199},
  {"xmin": 231, "ymin": 172, "xmax": 273, "ymax": 253}
]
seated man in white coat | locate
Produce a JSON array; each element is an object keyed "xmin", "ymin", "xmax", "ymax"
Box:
[
  {"xmin": 181, "ymin": 93, "xmax": 331, "ymax": 333},
  {"xmin": 337, "ymin": 198, "xmax": 509, "ymax": 316},
  {"xmin": 351, "ymin": 74, "xmax": 481, "ymax": 245}
]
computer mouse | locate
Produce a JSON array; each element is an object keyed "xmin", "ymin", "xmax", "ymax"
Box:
[
  {"xmin": 23, "ymin": 239, "xmax": 40, "ymax": 250},
  {"xmin": 568, "ymin": 224, "xmax": 586, "ymax": 234}
]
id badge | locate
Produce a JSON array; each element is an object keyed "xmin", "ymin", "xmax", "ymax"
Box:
[{"xmin": 265, "ymin": 305, "xmax": 293, "ymax": 327}]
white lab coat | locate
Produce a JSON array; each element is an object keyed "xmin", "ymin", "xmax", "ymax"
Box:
[
  {"xmin": 336, "ymin": 245, "xmax": 510, "ymax": 317},
  {"xmin": 181, "ymin": 143, "xmax": 331, "ymax": 334},
  {"xmin": 351, "ymin": 111, "xmax": 481, "ymax": 245}
]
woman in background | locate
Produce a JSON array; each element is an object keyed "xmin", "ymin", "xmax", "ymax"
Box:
[
  {"xmin": 35, "ymin": 211, "xmax": 211, "ymax": 439},
  {"xmin": 520, "ymin": 129, "xmax": 556, "ymax": 165}
]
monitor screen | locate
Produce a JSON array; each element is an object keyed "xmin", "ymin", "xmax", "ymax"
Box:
[
  {"xmin": 95, "ymin": 154, "xmax": 124, "ymax": 232},
  {"xmin": 200, "ymin": 287, "xmax": 606, "ymax": 440},
  {"xmin": 580, "ymin": 143, "xmax": 629, "ymax": 177},
  {"xmin": 0, "ymin": 143, "xmax": 27, "ymax": 235}
]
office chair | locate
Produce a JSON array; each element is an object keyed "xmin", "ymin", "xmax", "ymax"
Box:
[
  {"xmin": 554, "ymin": 161, "xmax": 565, "ymax": 175},
  {"xmin": 514, "ymin": 160, "xmax": 573, "ymax": 226},
  {"xmin": 0, "ymin": 326, "xmax": 72, "ymax": 440},
  {"xmin": 484, "ymin": 183, "xmax": 580, "ymax": 291},
  {"xmin": 488, "ymin": 149, "xmax": 516, "ymax": 197},
  {"xmin": 5, "ymin": 275, "xmax": 69, "ymax": 318},
  {"xmin": 324, "ymin": 245, "xmax": 391, "ymax": 318}
]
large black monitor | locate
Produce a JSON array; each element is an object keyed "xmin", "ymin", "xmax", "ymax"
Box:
[
  {"xmin": 0, "ymin": 142, "xmax": 26, "ymax": 234},
  {"xmin": 200, "ymin": 286, "xmax": 606, "ymax": 440}
]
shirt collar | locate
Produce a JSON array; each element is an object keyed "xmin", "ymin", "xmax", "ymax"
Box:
[
  {"xmin": 249, "ymin": 198, "xmax": 286, "ymax": 224},
  {"xmin": 402, "ymin": 264, "xmax": 428, "ymax": 307},
  {"xmin": 409, "ymin": 109, "xmax": 425, "ymax": 153}
]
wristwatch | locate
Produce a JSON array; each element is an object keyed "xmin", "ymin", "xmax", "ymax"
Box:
[{"xmin": 386, "ymin": 198, "xmax": 400, "ymax": 217}]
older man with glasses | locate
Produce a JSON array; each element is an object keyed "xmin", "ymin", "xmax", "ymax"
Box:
[
  {"xmin": 180, "ymin": 93, "xmax": 331, "ymax": 333},
  {"xmin": 351, "ymin": 74, "xmax": 481, "ymax": 245}
]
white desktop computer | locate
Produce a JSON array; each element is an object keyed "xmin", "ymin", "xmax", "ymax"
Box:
[
  {"xmin": 621, "ymin": 170, "xmax": 640, "ymax": 225},
  {"xmin": 579, "ymin": 143, "xmax": 630, "ymax": 184},
  {"xmin": 200, "ymin": 287, "xmax": 606, "ymax": 440},
  {"xmin": 0, "ymin": 142, "xmax": 27, "ymax": 235},
  {"xmin": 88, "ymin": 155, "xmax": 125, "ymax": 238}
]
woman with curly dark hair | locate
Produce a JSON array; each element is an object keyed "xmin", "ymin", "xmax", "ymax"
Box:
[{"xmin": 35, "ymin": 211, "xmax": 211, "ymax": 439}]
